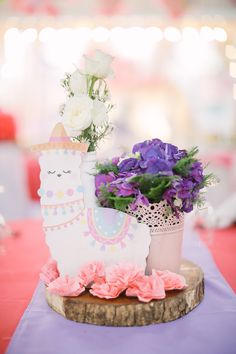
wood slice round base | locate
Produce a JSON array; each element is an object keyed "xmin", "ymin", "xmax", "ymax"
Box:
[{"xmin": 45, "ymin": 260, "xmax": 204, "ymax": 326}]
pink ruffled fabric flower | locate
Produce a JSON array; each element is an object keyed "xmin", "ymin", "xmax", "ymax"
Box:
[
  {"xmin": 105, "ymin": 263, "xmax": 144, "ymax": 288},
  {"xmin": 154, "ymin": 270, "xmax": 187, "ymax": 290},
  {"xmin": 48, "ymin": 276, "xmax": 85, "ymax": 297},
  {"xmin": 39, "ymin": 260, "xmax": 59, "ymax": 285},
  {"xmin": 90, "ymin": 279, "xmax": 124, "ymax": 299},
  {"xmin": 126, "ymin": 271, "xmax": 166, "ymax": 303},
  {"xmin": 78, "ymin": 261, "xmax": 105, "ymax": 286}
]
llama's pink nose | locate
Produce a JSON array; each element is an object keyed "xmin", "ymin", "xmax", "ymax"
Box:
[{"xmin": 57, "ymin": 174, "xmax": 62, "ymax": 177}]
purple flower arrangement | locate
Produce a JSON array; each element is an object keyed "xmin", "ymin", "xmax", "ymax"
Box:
[{"xmin": 95, "ymin": 139, "xmax": 213, "ymax": 215}]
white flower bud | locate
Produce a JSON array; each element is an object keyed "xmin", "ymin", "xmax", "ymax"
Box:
[
  {"xmin": 83, "ymin": 50, "xmax": 114, "ymax": 79},
  {"xmin": 69, "ymin": 69, "xmax": 87, "ymax": 95}
]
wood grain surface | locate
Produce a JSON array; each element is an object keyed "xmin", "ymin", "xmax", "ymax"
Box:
[{"xmin": 46, "ymin": 259, "xmax": 204, "ymax": 326}]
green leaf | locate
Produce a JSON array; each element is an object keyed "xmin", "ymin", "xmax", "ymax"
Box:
[
  {"xmin": 72, "ymin": 122, "xmax": 113, "ymax": 152},
  {"xmin": 197, "ymin": 172, "xmax": 219, "ymax": 190},
  {"xmin": 95, "ymin": 162, "xmax": 119, "ymax": 175},
  {"xmin": 130, "ymin": 174, "xmax": 176, "ymax": 201},
  {"xmin": 110, "ymin": 196, "xmax": 135, "ymax": 212},
  {"xmin": 173, "ymin": 147, "xmax": 199, "ymax": 177},
  {"xmin": 146, "ymin": 179, "xmax": 173, "ymax": 202}
]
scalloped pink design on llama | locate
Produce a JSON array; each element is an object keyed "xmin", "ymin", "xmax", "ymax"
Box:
[{"xmin": 86, "ymin": 208, "xmax": 132, "ymax": 246}]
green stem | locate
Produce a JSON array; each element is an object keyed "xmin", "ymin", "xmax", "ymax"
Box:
[{"xmin": 88, "ymin": 77, "xmax": 97, "ymax": 98}]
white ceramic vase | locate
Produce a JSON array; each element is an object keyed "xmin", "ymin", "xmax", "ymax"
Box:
[
  {"xmin": 81, "ymin": 151, "xmax": 97, "ymax": 208},
  {"xmin": 127, "ymin": 201, "xmax": 184, "ymax": 274}
]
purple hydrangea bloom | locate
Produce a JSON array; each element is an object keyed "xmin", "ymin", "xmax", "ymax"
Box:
[
  {"xmin": 176, "ymin": 180, "xmax": 194, "ymax": 199},
  {"xmin": 95, "ymin": 172, "xmax": 116, "ymax": 197},
  {"xmin": 140, "ymin": 145, "xmax": 164, "ymax": 161},
  {"xmin": 105, "ymin": 175, "xmax": 138, "ymax": 198},
  {"xmin": 131, "ymin": 139, "xmax": 187, "ymax": 175},
  {"xmin": 163, "ymin": 176, "xmax": 201, "ymax": 214},
  {"xmin": 111, "ymin": 156, "xmax": 120, "ymax": 166},
  {"xmin": 182, "ymin": 199, "xmax": 194, "ymax": 213},
  {"xmin": 163, "ymin": 143, "xmax": 187, "ymax": 162},
  {"xmin": 189, "ymin": 161, "xmax": 204, "ymax": 184},
  {"xmin": 132, "ymin": 139, "xmax": 162, "ymax": 155},
  {"xmin": 129, "ymin": 192, "xmax": 149, "ymax": 211},
  {"xmin": 118, "ymin": 158, "xmax": 140, "ymax": 173},
  {"xmin": 117, "ymin": 171, "xmax": 137, "ymax": 179},
  {"xmin": 116, "ymin": 182, "xmax": 137, "ymax": 197},
  {"xmin": 144, "ymin": 158, "xmax": 173, "ymax": 174},
  {"xmin": 95, "ymin": 137, "xmax": 205, "ymax": 215},
  {"xmin": 163, "ymin": 187, "xmax": 176, "ymax": 202},
  {"xmin": 133, "ymin": 139, "xmax": 186, "ymax": 163}
]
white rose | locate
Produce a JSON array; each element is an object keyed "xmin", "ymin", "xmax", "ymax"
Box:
[
  {"xmin": 69, "ymin": 69, "xmax": 87, "ymax": 95},
  {"xmin": 62, "ymin": 95, "xmax": 93, "ymax": 132},
  {"xmin": 91, "ymin": 99, "xmax": 108, "ymax": 127},
  {"xmin": 83, "ymin": 50, "xmax": 114, "ymax": 79}
]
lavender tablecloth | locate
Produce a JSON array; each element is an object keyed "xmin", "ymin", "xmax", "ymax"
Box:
[{"xmin": 6, "ymin": 226, "xmax": 236, "ymax": 354}]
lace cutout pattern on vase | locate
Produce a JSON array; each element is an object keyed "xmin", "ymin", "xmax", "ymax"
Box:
[{"xmin": 127, "ymin": 201, "xmax": 184, "ymax": 235}]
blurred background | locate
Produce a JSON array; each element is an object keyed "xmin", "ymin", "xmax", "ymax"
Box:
[{"xmin": 0, "ymin": 0, "xmax": 236, "ymax": 220}]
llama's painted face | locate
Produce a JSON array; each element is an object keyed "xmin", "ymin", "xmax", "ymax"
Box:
[{"xmin": 39, "ymin": 150, "xmax": 82, "ymax": 190}]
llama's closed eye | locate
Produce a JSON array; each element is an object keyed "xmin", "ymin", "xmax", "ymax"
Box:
[
  {"xmin": 48, "ymin": 171, "xmax": 56, "ymax": 174},
  {"xmin": 63, "ymin": 170, "xmax": 72, "ymax": 174}
]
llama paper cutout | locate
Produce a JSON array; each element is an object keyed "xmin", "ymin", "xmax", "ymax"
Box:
[{"xmin": 32, "ymin": 123, "xmax": 151, "ymax": 276}]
